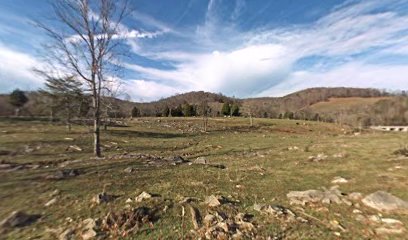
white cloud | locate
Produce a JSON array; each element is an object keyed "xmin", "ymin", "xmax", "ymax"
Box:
[
  {"xmin": 0, "ymin": 45, "xmax": 44, "ymax": 93},
  {"xmin": 131, "ymin": 10, "xmax": 176, "ymax": 34},
  {"xmin": 124, "ymin": 0, "xmax": 408, "ymax": 99},
  {"xmin": 125, "ymin": 79, "xmax": 180, "ymax": 102},
  {"xmin": 126, "ymin": 43, "xmax": 293, "ymax": 97},
  {"xmin": 259, "ymin": 62, "xmax": 408, "ymax": 97},
  {"xmin": 3, "ymin": 0, "xmax": 408, "ymax": 101}
]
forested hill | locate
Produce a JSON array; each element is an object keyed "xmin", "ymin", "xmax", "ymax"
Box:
[
  {"xmin": 0, "ymin": 87, "xmax": 398, "ymax": 126},
  {"xmin": 133, "ymin": 87, "xmax": 386, "ymax": 117}
]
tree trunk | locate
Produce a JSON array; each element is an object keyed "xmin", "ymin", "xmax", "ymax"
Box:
[
  {"xmin": 50, "ymin": 108, "xmax": 55, "ymax": 123},
  {"xmin": 94, "ymin": 118, "xmax": 101, "ymax": 157},
  {"xmin": 92, "ymin": 93, "xmax": 101, "ymax": 157},
  {"xmin": 67, "ymin": 110, "xmax": 72, "ymax": 131},
  {"xmin": 15, "ymin": 108, "xmax": 20, "ymax": 117},
  {"xmin": 203, "ymin": 115, "xmax": 208, "ymax": 132}
]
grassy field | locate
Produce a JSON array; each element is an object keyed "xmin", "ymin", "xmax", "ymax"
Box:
[{"xmin": 0, "ymin": 117, "xmax": 407, "ymax": 239}]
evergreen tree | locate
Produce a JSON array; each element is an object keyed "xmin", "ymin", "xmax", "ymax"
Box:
[
  {"xmin": 221, "ymin": 103, "xmax": 231, "ymax": 116},
  {"xmin": 131, "ymin": 106, "xmax": 140, "ymax": 118},
  {"xmin": 171, "ymin": 105, "xmax": 183, "ymax": 117},
  {"xmin": 230, "ymin": 103, "xmax": 240, "ymax": 116},
  {"xmin": 40, "ymin": 76, "xmax": 84, "ymax": 131},
  {"xmin": 283, "ymin": 111, "xmax": 294, "ymax": 119},
  {"xmin": 162, "ymin": 105, "xmax": 170, "ymax": 117},
  {"xmin": 182, "ymin": 103, "xmax": 195, "ymax": 117},
  {"xmin": 9, "ymin": 89, "xmax": 28, "ymax": 116}
]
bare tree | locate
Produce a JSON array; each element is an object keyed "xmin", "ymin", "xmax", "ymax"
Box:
[
  {"xmin": 35, "ymin": 0, "xmax": 130, "ymax": 157},
  {"xmin": 198, "ymin": 100, "xmax": 209, "ymax": 132}
]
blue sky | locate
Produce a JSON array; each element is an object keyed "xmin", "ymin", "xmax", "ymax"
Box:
[{"xmin": 1, "ymin": 0, "xmax": 408, "ymax": 101}]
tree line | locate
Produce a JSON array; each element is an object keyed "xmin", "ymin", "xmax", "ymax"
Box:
[{"xmin": 131, "ymin": 102, "xmax": 240, "ymax": 118}]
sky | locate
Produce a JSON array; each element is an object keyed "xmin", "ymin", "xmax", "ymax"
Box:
[{"xmin": 1, "ymin": 0, "xmax": 408, "ymax": 101}]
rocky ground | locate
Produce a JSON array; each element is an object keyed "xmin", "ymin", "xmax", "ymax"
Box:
[{"xmin": 0, "ymin": 117, "xmax": 407, "ymax": 239}]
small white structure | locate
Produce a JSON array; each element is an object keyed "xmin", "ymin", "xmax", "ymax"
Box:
[{"xmin": 370, "ymin": 126, "xmax": 408, "ymax": 132}]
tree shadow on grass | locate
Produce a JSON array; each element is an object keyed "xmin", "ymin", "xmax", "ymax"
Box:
[{"xmin": 108, "ymin": 129, "xmax": 192, "ymax": 139}]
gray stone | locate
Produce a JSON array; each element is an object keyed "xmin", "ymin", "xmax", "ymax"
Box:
[
  {"xmin": 135, "ymin": 191, "xmax": 152, "ymax": 202},
  {"xmin": 287, "ymin": 190, "xmax": 325, "ymax": 205},
  {"xmin": 45, "ymin": 198, "xmax": 57, "ymax": 207},
  {"xmin": 348, "ymin": 192, "xmax": 363, "ymax": 201},
  {"xmin": 203, "ymin": 214, "xmax": 216, "ymax": 227},
  {"xmin": 194, "ymin": 157, "xmax": 208, "ymax": 165},
  {"xmin": 287, "ymin": 186, "xmax": 344, "ymax": 205},
  {"xmin": 123, "ymin": 167, "xmax": 133, "ymax": 173},
  {"xmin": 375, "ymin": 227, "xmax": 405, "ymax": 235},
  {"xmin": 331, "ymin": 176, "xmax": 348, "ymax": 184},
  {"xmin": 81, "ymin": 218, "xmax": 97, "ymax": 240},
  {"xmin": 205, "ymin": 195, "xmax": 221, "ymax": 207},
  {"xmin": 355, "ymin": 214, "xmax": 366, "ymax": 222},
  {"xmin": 362, "ymin": 191, "xmax": 408, "ymax": 212}
]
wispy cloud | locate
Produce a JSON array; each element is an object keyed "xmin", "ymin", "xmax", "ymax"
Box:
[
  {"xmin": 259, "ymin": 62, "xmax": 408, "ymax": 97},
  {"xmin": 0, "ymin": 44, "xmax": 44, "ymax": 92},
  {"xmin": 131, "ymin": 10, "xmax": 176, "ymax": 34},
  {"xmin": 2, "ymin": 0, "xmax": 408, "ymax": 101},
  {"xmin": 124, "ymin": 0, "xmax": 408, "ymax": 100}
]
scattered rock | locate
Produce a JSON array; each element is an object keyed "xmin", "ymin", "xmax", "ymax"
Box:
[
  {"xmin": 375, "ymin": 227, "xmax": 405, "ymax": 235},
  {"xmin": 125, "ymin": 198, "xmax": 133, "ymax": 203},
  {"xmin": 352, "ymin": 209, "xmax": 362, "ymax": 214},
  {"xmin": 81, "ymin": 218, "xmax": 97, "ymax": 240},
  {"xmin": 46, "ymin": 169, "xmax": 80, "ymax": 180},
  {"xmin": 50, "ymin": 189, "xmax": 61, "ymax": 197},
  {"xmin": 287, "ymin": 146, "xmax": 299, "ymax": 151},
  {"xmin": 179, "ymin": 197, "xmax": 200, "ymax": 204},
  {"xmin": 92, "ymin": 192, "xmax": 116, "ymax": 204},
  {"xmin": 193, "ymin": 157, "xmax": 208, "ymax": 165},
  {"xmin": 59, "ymin": 228, "xmax": 75, "ymax": 240},
  {"xmin": 348, "ymin": 192, "xmax": 363, "ymax": 201},
  {"xmin": 254, "ymin": 204, "xmax": 306, "ymax": 223},
  {"xmin": 135, "ymin": 191, "xmax": 152, "ymax": 202},
  {"xmin": 355, "ymin": 214, "xmax": 366, "ymax": 222},
  {"xmin": 331, "ymin": 176, "xmax": 348, "ymax": 184},
  {"xmin": 0, "ymin": 211, "xmax": 40, "ymax": 228},
  {"xmin": 362, "ymin": 191, "xmax": 408, "ymax": 212},
  {"xmin": 24, "ymin": 145, "xmax": 34, "ymax": 153},
  {"xmin": 287, "ymin": 186, "xmax": 344, "ymax": 205},
  {"xmin": 144, "ymin": 155, "xmax": 190, "ymax": 166},
  {"xmin": 333, "ymin": 153, "xmax": 347, "ymax": 158},
  {"xmin": 308, "ymin": 153, "xmax": 328, "ymax": 162},
  {"xmin": 166, "ymin": 156, "xmax": 189, "ymax": 165},
  {"xmin": 205, "ymin": 195, "xmax": 221, "ymax": 207},
  {"xmin": 329, "ymin": 219, "xmax": 346, "ymax": 232},
  {"xmin": 203, "ymin": 214, "xmax": 216, "ymax": 227},
  {"xmin": 365, "ymin": 215, "xmax": 407, "ymax": 235},
  {"xmin": 45, "ymin": 198, "xmax": 57, "ymax": 207},
  {"xmin": 123, "ymin": 167, "xmax": 134, "ymax": 173},
  {"xmin": 194, "ymin": 210, "xmax": 257, "ymax": 239},
  {"xmin": 66, "ymin": 145, "xmax": 82, "ymax": 152},
  {"xmin": 287, "ymin": 190, "xmax": 324, "ymax": 205}
]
